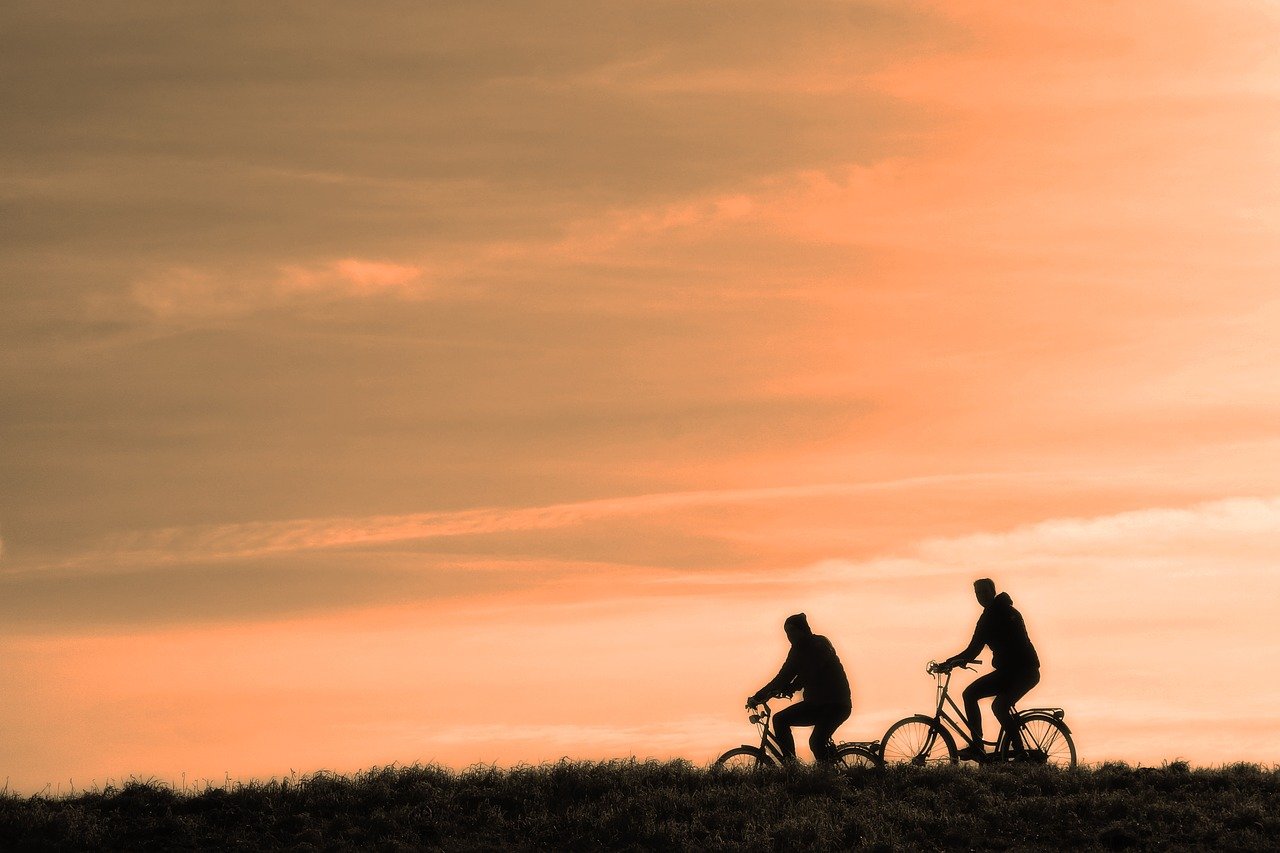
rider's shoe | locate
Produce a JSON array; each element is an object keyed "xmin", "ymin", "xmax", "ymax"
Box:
[{"xmin": 956, "ymin": 745, "xmax": 987, "ymax": 763}]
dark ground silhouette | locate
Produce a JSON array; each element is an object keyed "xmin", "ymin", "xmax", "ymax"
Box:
[{"xmin": 2, "ymin": 761, "xmax": 1278, "ymax": 851}]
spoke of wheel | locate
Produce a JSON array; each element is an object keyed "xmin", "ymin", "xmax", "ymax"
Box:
[
  {"xmin": 1035, "ymin": 724, "xmax": 1059, "ymax": 752},
  {"xmin": 902, "ymin": 726, "xmax": 923, "ymax": 760},
  {"xmin": 884, "ymin": 719, "xmax": 951, "ymax": 765},
  {"xmin": 1021, "ymin": 719, "xmax": 1072, "ymax": 766},
  {"xmin": 715, "ymin": 747, "xmax": 767, "ymax": 769}
]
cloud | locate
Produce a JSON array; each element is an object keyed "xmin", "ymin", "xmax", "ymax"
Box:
[
  {"xmin": 282, "ymin": 258, "xmax": 427, "ymax": 298},
  {"xmin": 0, "ymin": 553, "xmax": 538, "ymax": 632},
  {"xmin": 871, "ymin": 1, "xmax": 1280, "ymax": 108},
  {"xmin": 798, "ymin": 496, "xmax": 1280, "ymax": 587},
  {"xmin": 24, "ymin": 473, "xmax": 1011, "ymax": 574},
  {"xmin": 131, "ymin": 257, "xmax": 427, "ymax": 318},
  {"xmin": 8, "ymin": 494, "xmax": 1280, "ymax": 785},
  {"xmin": 0, "ymin": 0, "xmax": 928, "ymax": 293},
  {"xmin": 21, "ymin": 487, "xmax": 1280, "ymax": 646},
  {"xmin": 913, "ymin": 496, "xmax": 1280, "ymax": 569}
]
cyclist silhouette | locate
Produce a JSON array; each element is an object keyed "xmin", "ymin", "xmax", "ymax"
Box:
[
  {"xmin": 746, "ymin": 613, "xmax": 852, "ymax": 763},
  {"xmin": 939, "ymin": 578, "xmax": 1040, "ymax": 761}
]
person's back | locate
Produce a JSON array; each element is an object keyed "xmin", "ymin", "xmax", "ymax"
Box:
[
  {"xmin": 973, "ymin": 592, "xmax": 1039, "ymax": 671},
  {"xmin": 788, "ymin": 633, "xmax": 851, "ymax": 707}
]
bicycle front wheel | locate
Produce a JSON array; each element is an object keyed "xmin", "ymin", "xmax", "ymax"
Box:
[
  {"xmin": 833, "ymin": 744, "xmax": 881, "ymax": 769},
  {"xmin": 713, "ymin": 746, "xmax": 773, "ymax": 769},
  {"xmin": 998, "ymin": 714, "xmax": 1076, "ymax": 768},
  {"xmin": 881, "ymin": 715, "xmax": 958, "ymax": 766}
]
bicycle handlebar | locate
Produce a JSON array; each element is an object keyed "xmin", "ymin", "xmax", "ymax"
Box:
[
  {"xmin": 746, "ymin": 690, "xmax": 794, "ymax": 709},
  {"xmin": 745, "ymin": 700, "xmax": 775, "ymax": 725},
  {"xmin": 927, "ymin": 658, "xmax": 983, "ymax": 675}
]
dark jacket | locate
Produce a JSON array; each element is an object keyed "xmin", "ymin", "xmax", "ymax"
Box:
[
  {"xmin": 754, "ymin": 634, "xmax": 852, "ymax": 708},
  {"xmin": 954, "ymin": 592, "xmax": 1040, "ymax": 671}
]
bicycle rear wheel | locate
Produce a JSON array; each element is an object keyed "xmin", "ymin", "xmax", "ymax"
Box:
[
  {"xmin": 880, "ymin": 715, "xmax": 958, "ymax": 766},
  {"xmin": 833, "ymin": 744, "xmax": 881, "ymax": 769},
  {"xmin": 997, "ymin": 714, "xmax": 1076, "ymax": 768},
  {"xmin": 713, "ymin": 746, "xmax": 773, "ymax": 769}
]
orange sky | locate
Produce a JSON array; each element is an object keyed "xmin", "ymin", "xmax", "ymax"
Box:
[{"xmin": 3, "ymin": 1, "xmax": 1280, "ymax": 792}]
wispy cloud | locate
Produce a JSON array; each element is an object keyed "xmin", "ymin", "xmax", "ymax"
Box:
[
  {"xmin": 19, "ymin": 473, "xmax": 1023, "ymax": 574},
  {"xmin": 281, "ymin": 258, "xmax": 427, "ymax": 298},
  {"xmin": 23, "ymin": 484, "xmax": 1280, "ymax": 607},
  {"xmin": 130, "ymin": 257, "xmax": 428, "ymax": 319},
  {"xmin": 915, "ymin": 496, "xmax": 1280, "ymax": 568},
  {"xmin": 798, "ymin": 495, "xmax": 1280, "ymax": 589},
  {"xmin": 9, "ymin": 492, "xmax": 1280, "ymax": 790}
]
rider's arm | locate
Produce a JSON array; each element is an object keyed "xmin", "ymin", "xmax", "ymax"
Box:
[
  {"xmin": 749, "ymin": 646, "xmax": 800, "ymax": 704},
  {"xmin": 946, "ymin": 619, "xmax": 986, "ymax": 668}
]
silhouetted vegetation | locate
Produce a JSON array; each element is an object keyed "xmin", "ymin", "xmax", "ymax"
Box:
[{"xmin": 1, "ymin": 760, "xmax": 1278, "ymax": 851}]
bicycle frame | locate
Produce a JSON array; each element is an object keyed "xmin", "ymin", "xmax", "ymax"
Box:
[
  {"xmin": 928, "ymin": 663, "xmax": 1067, "ymax": 750},
  {"xmin": 744, "ymin": 702, "xmax": 791, "ymax": 763},
  {"xmin": 928, "ymin": 667, "xmax": 991, "ymax": 750},
  {"xmin": 881, "ymin": 660, "xmax": 1077, "ymax": 767}
]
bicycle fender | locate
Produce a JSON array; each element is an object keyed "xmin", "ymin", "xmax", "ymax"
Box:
[
  {"xmin": 881, "ymin": 714, "xmax": 945, "ymax": 742},
  {"xmin": 1019, "ymin": 711, "xmax": 1072, "ymax": 734}
]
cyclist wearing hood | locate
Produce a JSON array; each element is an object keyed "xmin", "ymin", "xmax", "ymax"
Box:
[
  {"xmin": 941, "ymin": 578, "xmax": 1041, "ymax": 760},
  {"xmin": 747, "ymin": 613, "xmax": 852, "ymax": 762}
]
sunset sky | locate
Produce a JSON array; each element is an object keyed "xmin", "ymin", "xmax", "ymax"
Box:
[{"xmin": 3, "ymin": 1, "xmax": 1280, "ymax": 792}]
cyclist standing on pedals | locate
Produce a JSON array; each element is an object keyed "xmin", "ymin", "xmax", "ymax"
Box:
[
  {"xmin": 939, "ymin": 577, "xmax": 1041, "ymax": 761},
  {"xmin": 746, "ymin": 613, "xmax": 852, "ymax": 763}
]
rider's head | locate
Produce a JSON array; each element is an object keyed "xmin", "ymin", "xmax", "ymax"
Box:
[
  {"xmin": 783, "ymin": 612, "xmax": 812, "ymax": 643},
  {"xmin": 973, "ymin": 577, "xmax": 997, "ymax": 606}
]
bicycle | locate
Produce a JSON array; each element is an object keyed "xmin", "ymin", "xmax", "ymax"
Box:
[
  {"xmin": 714, "ymin": 696, "xmax": 881, "ymax": 769},
  {"xmin": 880, "ymin": 660, "xmax": 1076, "ymax": 768}
]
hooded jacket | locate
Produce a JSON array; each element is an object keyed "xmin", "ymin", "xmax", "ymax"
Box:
[
  {"xmin": 754, "ymin": 631, "xmax": 852, "ymax": 708},
  {"xmin": 954, "ymin": 592, "xmax": 1040, "ymax": 671}
]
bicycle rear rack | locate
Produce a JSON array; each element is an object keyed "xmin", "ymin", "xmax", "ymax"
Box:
[
  {"xmin": 838, "ymin": 740, "xmax": 881, "ymax": 750},
  {"xmin": 1018, "ymin": 707, "xmax": 1065, "ymax": 719}
]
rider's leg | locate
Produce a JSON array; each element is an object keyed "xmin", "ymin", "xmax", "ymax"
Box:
[
  {"xmin": 961, "ymin": 671, "xmax": 1004, "ymax": 751},
  {"xmin": 807, "ymin": 702, "xmax": 852, "ymax": 762},
  {"xmin": 772, "ymin": 702, "xmax": 816, "ymax": 761},
  {"xmin": 991, "ymin": 668, "xmax": 1041, "ymax": 751}
]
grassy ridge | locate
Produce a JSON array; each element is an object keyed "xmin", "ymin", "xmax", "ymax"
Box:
[{"xmin": 2, "ymin": 760, "xmax": 1278, "ymax": 851}]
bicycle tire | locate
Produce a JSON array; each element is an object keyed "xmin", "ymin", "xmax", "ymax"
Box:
[
  {"xmin": 997, "ymin": 713, "xmax": 1076, "ymax": 768},
  {"xmin": 880, "ymin": 715, "xmax": 958, "ymax": 766},
  {"xmin": 833, "ymin": 743, "xmax": 881, "ymax": 769},
  {"xmin": 713, "ymin": 746, "xmax": 773, "ymax": 769}
]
